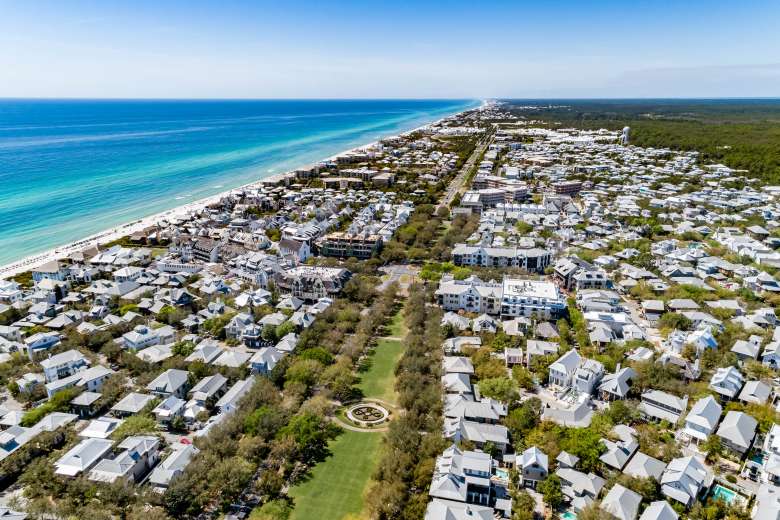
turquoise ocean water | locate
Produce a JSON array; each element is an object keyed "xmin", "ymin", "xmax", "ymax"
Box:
[{"xmin": 0, "ymin": 99, "xmax": 477, "ymax": 265}]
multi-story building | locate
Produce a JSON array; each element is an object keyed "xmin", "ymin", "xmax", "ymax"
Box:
[
  {"xmin": 277, "ymin": 266, "xmax": 351, "ymax": 301},
  {"xmin": 640, "ymin": 390, "xmax": 689, "ymax": 424},
  {"xmin": 554, "ymin": 256, "xmax": 609, "ymax": 291},
  {"xmin": 435, "ymin": 276, "xmax": 503, "ymax": 315},
  {"xmin": 500, "ymin": 278, "xmax": 566, "ymax": 319},
  {"xmin": 317, "ymin": 231, "xmax": 382, "ymax": 259},
  {"xmin": 427, "ymin": 444, "xmax": 511, "ymax": 516},
  {"xmin": 553, "ymin": 181, "xmax": 583, "ymax": 196},
  {"xmin": 39, "ymin": 350, "xmax": 89, "ymax": 383},
  {"xmin": 451, "ymin": 244, "xmax": 551, "ymax": 273}
]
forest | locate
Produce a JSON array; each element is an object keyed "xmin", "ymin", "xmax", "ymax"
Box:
[{"xmin": 501, "ymin": 99, "xmax": 780, "ymax": 184}]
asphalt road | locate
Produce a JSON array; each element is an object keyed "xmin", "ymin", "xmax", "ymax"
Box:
[{"xmin": 437, "ymin": 132, "xmax": 493, "ymax": 211}]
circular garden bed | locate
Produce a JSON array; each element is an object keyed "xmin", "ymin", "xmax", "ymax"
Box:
[{"xmin": 345, "ymin": 402, "xmax": 390, "ymax": 427}]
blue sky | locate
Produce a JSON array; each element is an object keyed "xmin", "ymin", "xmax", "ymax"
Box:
[{"xmin": 1, "ymin": 0, "xmax": 778, "ymax": 98}]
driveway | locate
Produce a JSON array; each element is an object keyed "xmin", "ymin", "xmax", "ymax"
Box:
[{"xmin": 620, "ymin": 295, "xmax": 662, "ymax": 347}]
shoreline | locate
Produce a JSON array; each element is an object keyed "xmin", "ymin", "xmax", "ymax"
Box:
[{"xmin": 0, "ymin": 101, "xmax": 483, "ymax": 280}]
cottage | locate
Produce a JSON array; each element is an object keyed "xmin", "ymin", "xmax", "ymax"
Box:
[
  {"xmin": 149, "ymin": 444, "xmax": 199, "ymax": 491},
  {"xmin": 55, "ymin": 438, "xmax": 114, "ymax": 477},
  {"xmin": 39, "ymin": 350, "xmax": 89, "ymax": 383},
  {"xmin": 548, "ymin": 349, "xmax": 581, "ymax": 389},
  {"xmin": 216, "ymin": 378, "xmax": 254, "ymax": 414},
  {"xmin": 639, "ymin": 390, "xmax": 688, "ymax": 424},
  {"xmin": 153, "ymin": 395, "xmax": 185, "ymax": 426},
  {"xmin": 250, "ymin": 347, "xmax": 286, "ymax": 375},
  {"xmin": 517, "ymin": 446, "xmax": 548, "ymax": 489},
  {"xmin": 623, "ymin": 452, "xmax": 666, "ymax": 482},
  {"xmin": 111, "ymin": 393, "xmax": 156, "ymax": 418},
  {"xmin": 601, "ymin": 484, "xmax": 642, "ymax": 520},
  {"xmin": 599, "ymin": 366, "xmax": 636, "ymax": 401},
  {"xmin": 638, "ymin": 501, "xmax": 678, "ymax": 520},
  {"xmin": 660, "ymin": 456, "xmax": 711, "ymax": 507},
  {"xmin": 709, "ymin": 366, "xmax": 744, "ymax": 400},
  {"xmin": 716, "ymin": 411, "xmax": 757, "ymax": 455},
  {"xmin": 682, "ymin": 395, "xmax": 721, "ymax": 443},
  {"xmin": 146, "ymin": 369, "xmax": 189, "ymax": 398},
  {"xmin": 739, "ymin": 380, "xmax": 771, "ymax": 405},
  {"xmin": 88, "ymin": 435, "xmax": 160, "ymax": 484}
]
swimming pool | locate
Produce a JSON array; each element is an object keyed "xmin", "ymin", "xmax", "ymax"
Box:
[
  {"xmin": 710, "ymin": 484, "xmax": 743, "ymax": 505},
  {"xmin": 561, "ymin": 511, "xmax": 577, "ymax": 520},
  {"xmin": 494, "ymin": 468, "xmax": 509, "ymax": 480}
]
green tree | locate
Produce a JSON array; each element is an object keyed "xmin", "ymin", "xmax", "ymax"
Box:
[
  {"xmin": 702, "ymin": 434, "xmax": 723, "ymax": 462},
  {"xmin": 505, "ymin": 398, "xmax": 541, "ymax": 443},
  {"xmin": 478, "ymin": 377, "xmax": 518, "ymax": 403},
  {"xmin": 244, "ymin": 406, "xmax": 287, "ymax": 438},
  {"xmin": 112, "ymin": 414, "xmax": 158, "ymax": 442},
  {"xmin": 511, "ymin": 489, "xmax": 536, "ymax": 520},
  {"xmin": 604, "ymin": 400, "xmax": 639, "ymax": 425},
  {"xmin": 284, "ymin": 358, "xmax": 324, "ymax": 390},
  {"xmin": 658, "ymin": 312, "xmax": 692, "ymax": 331},
  {"xmin": 277, "ymin": 412, "xmax": 339, "ymax": 463},
  {"xmin": 538, "ymin": 474, "xmax": 563, "ymax": 509},
  {"xmin": 172, "ymin": 340, "xmax": 196, "ymax": 357},
  {"xmin": 512, "ymin": 365, "xmax": 536, "ymax": 391},
  {"xmin": 250, "ymin": 498, "xmax": 292, "ymax": 520}
]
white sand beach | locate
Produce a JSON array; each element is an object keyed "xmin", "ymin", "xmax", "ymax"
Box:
[{"xmin": 0, "ymin": 107, "xmax": 479, "ymax": 280}]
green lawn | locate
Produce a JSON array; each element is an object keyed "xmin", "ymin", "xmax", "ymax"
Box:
[
  {"xmin": 358, "ymin": 338, "xmax": 403, "ymax": 404},
  {"xmin": 289, "ymin": 430, "xmax": 382, "ymax": 520},
  {"xmin": 289, "ymin": 312, "xmax": 406, "ymax": 519},
  {"xmin": 386, "ymin": 310, "xmax": 407, "ymax": 338}
]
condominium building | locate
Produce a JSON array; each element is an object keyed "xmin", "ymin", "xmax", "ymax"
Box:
[{"xmin": 500, "ymin": 278, "xmax": 566, "ymax": 319}]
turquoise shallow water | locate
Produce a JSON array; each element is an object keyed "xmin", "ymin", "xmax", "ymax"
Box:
[{"xmin": 0, "ymin": 99, "xmax": 477, "ymax": 265}]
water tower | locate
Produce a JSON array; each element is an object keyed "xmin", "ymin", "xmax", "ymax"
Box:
[{"xmin": 620, "ymin": 126, "xmax": 630, "ymax": 145}]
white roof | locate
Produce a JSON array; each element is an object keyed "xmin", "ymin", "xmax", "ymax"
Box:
[
  {"xmin": 683, "ymin": 395, "xmax": 722, "ymax": 439},
  {"xmin": 39, "ymin": 349, "xmax": 87, "ymax": 370},
  {"xmin": 149, "ymin": 444, "xmax": 199, "ymax": 487},
  {"xmin": 716, "ymin": 411, "xmax": 757, "ymax": 450},
  {"xmin": 79, "ymin": 417, "xmax": 124, "ymax": 439},
  {"xmin": 601, "ymin": 484, "xmax": 642, "ymax": 520},
  {"xmin": 639, "ymin": 501, "xmax": 678, "ymax": 520},
  {"xmin": 55, "ymin": 438, "xmax": 113, "ymax": 476},
  {"xmin": 147, "ymin": 369, "xmax": 188, "ymax": 394},
  {"xmin": 111, "ymin": 392, "xmax": 155, "ymax": 414},
  {"xmin": 216, "ymin": 378, "xmax": 254, "ymax": 411},
  {"xmin": 623, "ymin": 452, "xmax": 666, "ymax": 481}
]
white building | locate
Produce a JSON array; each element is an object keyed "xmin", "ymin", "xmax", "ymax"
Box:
[
  {"xmin": 660, "ymin": 456, "xmax": 712, "ymax": 507},
  {"xmin": 435, "ymin": 276, "xmax": 503, "ymax": 315},
  {"xmin": 682, "ymin": 395, "xmax": 721, "ymax": 443},
  {"xmin": 500, "ymin": 278, "xmax": 566, "ymax": 319}
]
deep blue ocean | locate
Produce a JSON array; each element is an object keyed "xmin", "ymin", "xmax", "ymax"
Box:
[{"xmin": 0, "ymin": 99, "xmax": 477, "ymax": 265}]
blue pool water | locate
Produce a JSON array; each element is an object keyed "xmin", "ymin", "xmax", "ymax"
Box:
[
  {"xmin": 0, "ymin": 98, "xmax": 478, "ymax": 265},
  {"xmin": 710, "ymin": 484, "xmax": 739, "ymax": 504}
]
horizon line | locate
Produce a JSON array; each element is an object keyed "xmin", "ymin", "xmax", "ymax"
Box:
[{"xmin": 1, "ymin": 96, "xmax": 780, "ymax": 102}]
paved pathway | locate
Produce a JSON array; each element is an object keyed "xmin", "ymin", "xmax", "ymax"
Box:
[
  {"xmin": 378, "ymin": 264, "xmax": 419, "ymax": 293},
  {"xmin": 331, "ymin": 397, "xmax": 400, "ymax": 433}
]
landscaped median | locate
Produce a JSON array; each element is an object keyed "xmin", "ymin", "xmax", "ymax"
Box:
[{"xmin": 286, "ymin": 308, "xmax": 406, "ymax": 519}]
